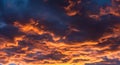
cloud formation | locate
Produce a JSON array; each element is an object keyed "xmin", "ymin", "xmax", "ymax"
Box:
[{"xmin": 0, "ymin": 0, "xmax": 120, "ymax": 65}]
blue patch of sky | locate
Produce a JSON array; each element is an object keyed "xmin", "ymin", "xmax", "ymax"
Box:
[{"xmin": 91, "ymin": 0, "xmax": 112, "ymax": 6}]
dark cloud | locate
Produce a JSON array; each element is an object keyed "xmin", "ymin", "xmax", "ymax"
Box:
[
  {"xmin": 86, "ymin": 58, "xmax": 120, "ymax": 65},
  {"xmin": 0, "ymin": 25, "xmax": 23, "ymax": 40},
  {"xmin": 0, "ymin": 0, "xmax": 120, "ymax": 65}
]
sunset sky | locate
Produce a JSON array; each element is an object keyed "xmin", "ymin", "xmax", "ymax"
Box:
[{"xmin": 0, "ymin": 0, "xmax": 120, "ymax": 65}]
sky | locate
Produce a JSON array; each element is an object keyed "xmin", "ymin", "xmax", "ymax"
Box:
[{"xmin": 0, "ymin": 0, "xmax": 120, "ymax": 65}]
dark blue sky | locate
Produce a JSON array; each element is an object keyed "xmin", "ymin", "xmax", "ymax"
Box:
[{"xmin": 0, "ymin": 0, "xmax": 120, "ymax": 65}]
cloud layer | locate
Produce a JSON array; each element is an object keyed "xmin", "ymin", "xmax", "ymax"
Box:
[{"xmin": 0, "ymin": 0, "xmax": 120, "ymax": 65}]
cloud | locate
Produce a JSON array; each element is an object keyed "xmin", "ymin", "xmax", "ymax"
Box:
[
  {"xmin": 0, "ymin": 0, "xmax": 120, "ymax": 65},
  {"xmin": 86, "ymin": 58, "xmax": 120, "ymax": 65}
]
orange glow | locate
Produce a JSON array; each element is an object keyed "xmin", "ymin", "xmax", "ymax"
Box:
[
  {"xmin": 1, "ymin": 0, "xmax": 120, "ymax": 65},
  {"xmin": 0, "ymin": 19, "xmax": 120, "ymax": 65},
  {"xmin": 90, "ymin": 0, "xmax": 120, "ymax": 20},
  {"xmin": 64, "ymin": 0, "xmax": 81, "ymax": 16}
]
